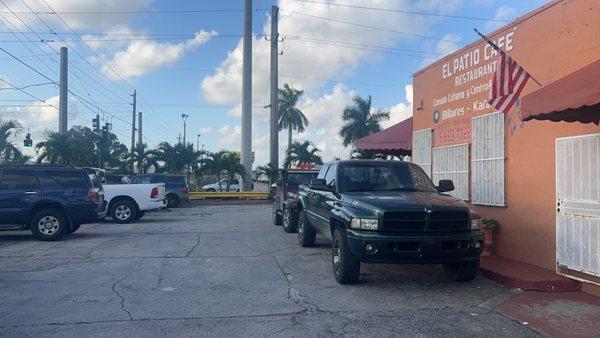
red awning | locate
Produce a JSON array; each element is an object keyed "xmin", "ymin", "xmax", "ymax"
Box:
[
  {"xmin": 355, "ymin": 117, "xmax": 412, "ymax": 156},
  {"xmin": 521, "ymin": 59, "xmax": 600, "ymax": 125}
]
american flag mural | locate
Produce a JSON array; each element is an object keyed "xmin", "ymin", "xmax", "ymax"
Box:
[{"xmin": 488, "ymin": 52, "xmax": 530, "ymax": 113}]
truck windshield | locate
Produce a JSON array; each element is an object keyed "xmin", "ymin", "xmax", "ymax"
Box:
[
  {"xmin": 339, "ymin": 163, "xmax": 437, "ymax": 193},
  {"xmin": 286, "ymin": 172, "xmax": 318, "ymax": 186}
]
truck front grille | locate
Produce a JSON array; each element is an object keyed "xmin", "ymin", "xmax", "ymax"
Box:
[
  {"xmin": 430, "ymin": 211, "xmax": 470, "ymax": 231},
  {"xmin": 383, "ymin": 211, "xmax": 427, "ymax": 231},
  {"xmin": 383, "ymin": 211, "xmax": 470, "ymax": 232}
]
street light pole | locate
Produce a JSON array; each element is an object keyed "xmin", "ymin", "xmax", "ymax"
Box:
[
  {"xmin": 181, "ymin": 114, "xmax": 189, "ymax": 145},
  {"xmin": 197, "ymin": 134, "xmax": 201, "ymax": 152}
]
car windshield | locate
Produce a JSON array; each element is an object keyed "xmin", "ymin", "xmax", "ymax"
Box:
[
  {"xmin": 339, "ymin": 163, "xmax": 437, "ymax": 193},
  {"xmin": 286, "ymin": 172, "xmax": 318, "ymax": 186}
]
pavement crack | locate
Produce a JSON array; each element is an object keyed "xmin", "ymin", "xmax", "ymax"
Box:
[
  {"xmin": 111, "ymin": 260, "xmax": 143, "ymax": 321},
  {"xmin": 272, "ymin": 256, "xmax": 329, "ymax": 315},
  {"xmin": 185, "ymin": 234, "xmax": 201, "ymax": 258}
]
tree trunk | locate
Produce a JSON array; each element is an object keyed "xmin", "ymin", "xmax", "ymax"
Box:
[{"xmin": 287, "ymin": 125, "xmax": 292, "ymax": 168}]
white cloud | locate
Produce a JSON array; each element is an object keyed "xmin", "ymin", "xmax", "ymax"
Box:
[
  {"xmin": 383, "ymin": 84, "xmax": 413, "ymax": 128},
  {"xmin": 0, "ymin": 95, "xmax": 82, "ymax": 157},
  {"xmin": 421, "ymin": 33, "xmax": 462, "ymax": 67},
  {"xmin": 96, "ymin": 30, "xmax": 217, "ymax": 81},
  {"xmin": 484, "ymin": 6, "xmax": 517, "ymax": 33},
  {"xmin": 199, "ymin": 127, "xmax": 213, "ymax": 135},
  {"xmin": 200, "ymin": 0, "xmax": 456, "ymax": 109}
]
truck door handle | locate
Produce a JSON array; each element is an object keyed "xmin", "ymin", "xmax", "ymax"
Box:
[{"xmin": 24, "ymin": 191, "xmax": 37, "ymax": 195}]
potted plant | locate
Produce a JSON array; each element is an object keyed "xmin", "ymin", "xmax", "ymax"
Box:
[{"xmin": 481, "ymin": 219, "xmax": 499, "ymax": 257}]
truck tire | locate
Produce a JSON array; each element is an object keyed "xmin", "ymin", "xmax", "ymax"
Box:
[
  {"xmin": 272, "ymin": 203, "xmax": 282, "ymax": 225},
  {"xmin": 332, "ymin": 228, "xmax": 361, "ymax": 284},
  {"xmin": 443, "ymin": 259, "xmax": 479, "ymax": 282},
  {"xmin": 166, "ymin": 194, "xmax": 180, "ymax": 208},
  {"xmin": 30, "ymin": 209, "xmax": 68, "ymax": 241},
  {"xmin": 297, "ymin": 210, "xmax": 316, "ymax": 247},
  {"xmin": 111, "ymin": 199, "xmax": 137, "ymax": 224},
  {"xmin": 282, "ymin": 206, "xmax": 299, "ymax": 233}
]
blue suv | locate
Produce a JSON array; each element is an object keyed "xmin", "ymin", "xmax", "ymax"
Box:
[{"xmin": 0, "ymin": 165, "xmax": 107, "ymax": 241}]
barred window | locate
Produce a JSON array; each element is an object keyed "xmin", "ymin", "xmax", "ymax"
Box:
[
  {"xmin": 412, "ymin": 129, "xmax": 433, "ymax": 177},
  {"xmin": 471, "ymin": 111, "xmax": 505, "ymax": 206},
  {"xmin": 432, "ymin": 144, "xmax": 470, "ymax": 200}
]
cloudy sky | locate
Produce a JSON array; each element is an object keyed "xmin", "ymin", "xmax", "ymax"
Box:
[{"xmin": 0, "ymin": 0, "xmax": 545, "ymax": 165}]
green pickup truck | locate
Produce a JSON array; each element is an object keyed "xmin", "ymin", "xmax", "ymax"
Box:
[{"xmin": 296, "ymin": 160, "xmax": 484, "ymax": 284}]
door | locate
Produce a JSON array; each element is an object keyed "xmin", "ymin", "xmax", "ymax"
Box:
[
  {"xmin": 314, "ymin": 163, "xmax": 338, "ymax": 236},
  {"xmin": 0, "ymin": 169, "xmax": 41, "ymax": 224},
  {"xmin": 556, "ymin": 134, "xmax": 600, "ymax": 281},
  {"xmin": 306, "ymin": 165, "xmax": 329, "ymax": 227}
]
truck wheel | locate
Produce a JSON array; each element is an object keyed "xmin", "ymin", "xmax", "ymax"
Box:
[
  {"xmin": 444, "ymin": 259, "xmax": 479, "ymax": 282},
  {"xmin": 297, "ymin": 210, "xmax": 316, "ymax": 247},
  {"xmin": 66, "ymin": 223, "xmax": 81, "ymax": 234},
  {"xmin": 272, "ymin": 203, "xmax": 282, "ymax": 225},
  {"xmin": 111, "ymin": 199, "xmax": 137, "ymax": 224},
  {"xmin": 30, "ymin": 209, "xmax": 68, "ymax": 241},
  {"xmin": 332, "ymin": 228, "xmax": 361, "ymax": 284},
  {"xmin": 166, "ymin": 194, "xmax": 180, "ymax": 208},
  {"xmin": 282, "ymin": 207, "xmax": 299, "ymax": 233}
]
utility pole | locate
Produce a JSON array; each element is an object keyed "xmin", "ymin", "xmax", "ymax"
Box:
[
  {"xmin": 178, "ymin": 132, "xmax": 181, "ymax": 144},
  {"xmin": 181, "ymin": 114, "xmax": 189, "ymax": 145},
  {"xmin": 269, "ymin": 5, "xmax": 279, "ymax": 169},
  {"xmin": 58, "ymin": 47, "xmax": 68, "ymax": 134},
  {"xmin": 241, "ymin": 0, "xmax": 253, "ymax": 191},
  {"xmin": 130, "ymin": 90, "xmax": 136, "ymax": 172},
  {"xmin": 197, "ymin": 134, "xmax": 201, "ymax": 152},
  {"xmin": 138, "ymin": 111, "xmax": 143, "ymax": 146}
]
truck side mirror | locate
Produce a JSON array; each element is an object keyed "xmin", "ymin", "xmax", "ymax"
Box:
[
  {"xmin": 309, "ymin": 178, "xmax": 329, "ymax": 191},
  {"xmin": 437, "ymin": 179, "xmax": 454, "ymax": 193}
]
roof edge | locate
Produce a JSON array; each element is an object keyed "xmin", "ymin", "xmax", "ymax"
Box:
[{"xmin": 412, "ymin": 0, "xmax": 565, "ymax": 77}]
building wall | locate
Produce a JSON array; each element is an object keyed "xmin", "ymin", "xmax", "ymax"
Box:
[{"xmin": 412, "ymin": 0, "xmax": 600, "ymax": 270}]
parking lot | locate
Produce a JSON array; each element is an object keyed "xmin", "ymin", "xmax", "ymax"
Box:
[{"xmin": 0, "ymin": 204, "xmax": 538, "ymax": 337}]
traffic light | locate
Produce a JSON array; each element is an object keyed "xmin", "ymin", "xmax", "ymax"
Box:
[
  {"xmin": 92, "ymin": 114, "xmax": 100, "ymax": 132},
  {"xmin": 101, "ymin": 123, "xmax": 109, "ymax": 140},
  {"xmin": 23, "ymin": 132, "xmax": 32, "ymax": 147}
]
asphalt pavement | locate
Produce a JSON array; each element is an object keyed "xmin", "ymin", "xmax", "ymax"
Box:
[{"xmin": 0, "ymin": 204, "xmax": 540, "ymax": 337}]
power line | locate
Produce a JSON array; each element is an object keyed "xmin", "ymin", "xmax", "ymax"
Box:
[
  {"xmin": 0, "ymin": 8, "xmax": 270, "ymax": 15},
  {"xmin": 63, "ymin": 61, "xmax": 406, "ymax": 88},
  {"xmin": 280, "ymin": 9, "xmax": 456, "ymax": 42},
  {"xmin": 39, "ymin": 0, "xmax": 174, "ymax": 140},
  {"xmin": 291, "ymin": 0, "xmax": 511, "ymax": 22},
  {"xmin": 283, "ymin": 36, "xmax": 434, "ymax": 58},
  {"xmin": 282, "ymin": 35, "xmax": 445, "ymax": 55}
]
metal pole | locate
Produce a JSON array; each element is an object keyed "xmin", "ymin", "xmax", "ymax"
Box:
[
  {"xmin": 269, "ymin": 5, "xmax": 279, "ymax": 169},
  {"xmin": 197, "ymin": 134, "xmax": 201, "ymax": 152},
  {"xmin": 138, "ymin": 111, "xmax": 143, "ymax": 146},
  {"xmin": 58, "ymin": 47, "xmax": 68, "ymax": 134},
  {"xmin": 131, "ymin": 90, "xmax": 136, "ymax": 172},
  {"xmin": 181, "ymin": 114, "xmax": 188, "ymax": 145},
  {"xmin": 241, "ymin": 0, "xmax": 253, "ymax": 191}
]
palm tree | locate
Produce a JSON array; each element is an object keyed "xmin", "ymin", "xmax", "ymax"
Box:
[
  {"xmin": 0, "ymin": 119, "xmax": 22, "ymax": 163},
  {"xmin": 36, "ymin": 131, "xmax": 74, "ymax": 165},
  {"xmin": 126, "ymin": 143, "xmax": 157, "ymax": 173},
  {"xmin": 278, "ymin": 83, "xmax": 309, "ymax": 158},
  {"xmin": 284, "ymin": 141, "xmax": 323, "ymax": 168},
  {"xmin": 339, "ymin": 95, "xmax": 390, "ymax": 147},
  {"xmin": 218, "ymin": 151, "xmax": 246, "ymax": 191}
]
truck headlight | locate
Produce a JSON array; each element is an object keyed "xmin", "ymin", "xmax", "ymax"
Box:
[
  {"xmin": 350, "ymin": 218, "xmax": 378, "ymax": 230},
  {"xmin": 471, "ymin": 218, "xmax": 482, "ymax": 230}
]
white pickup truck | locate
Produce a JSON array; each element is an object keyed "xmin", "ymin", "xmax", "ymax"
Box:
[{"xmin": 103, "ymin": 183, "xmax": 166, "ymax": 223}]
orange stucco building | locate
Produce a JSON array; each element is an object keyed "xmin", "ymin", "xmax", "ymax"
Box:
[{"xmin": 411, "ymin": 0, "xmax": 599, "ymax": 292}]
